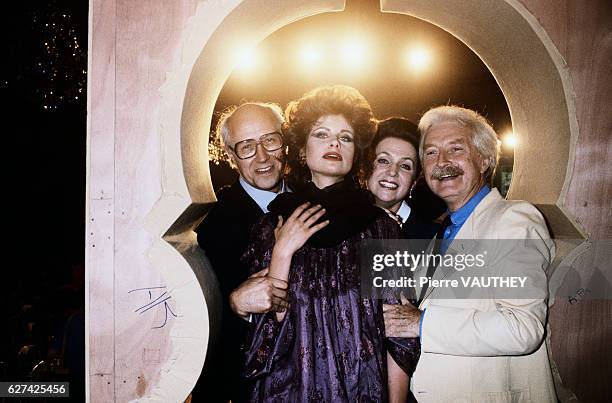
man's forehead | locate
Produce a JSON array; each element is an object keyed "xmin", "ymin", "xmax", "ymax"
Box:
[
  {"xmin": 425, "ymin": 122, "xmax": 471, "ymax": 145},
  {"xmin": 228, "ymin": 105, "xmax": 280, "ymax": 141}
]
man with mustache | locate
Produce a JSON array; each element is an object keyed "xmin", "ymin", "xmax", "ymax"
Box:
[
  {"xmin": 193, "ymin": 102, "xmax": 289, "ymax": 402},
  {"xmin": 383, "ymin": 106, "xmax": 557, "ymax": 402}
]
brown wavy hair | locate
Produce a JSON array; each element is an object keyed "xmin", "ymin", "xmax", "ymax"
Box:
[
  {"xmin": 283, "ymin": 85, "xmax": 377, "ymax": 190},
  {"xmin": 364, "ymin": 117, "xmax": 421, "ymax": 180}
]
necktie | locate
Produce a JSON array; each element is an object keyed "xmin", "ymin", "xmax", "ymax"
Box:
[{"xmin": 417, "ymin": 214, "xmax": 451, "ymax": 303}]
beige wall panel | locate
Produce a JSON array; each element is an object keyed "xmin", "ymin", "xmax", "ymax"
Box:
[{"xmin": 87, "ymin": 0, "xmax": 116, "ymax": 401}]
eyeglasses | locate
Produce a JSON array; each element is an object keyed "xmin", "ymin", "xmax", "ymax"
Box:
[{"xmin": 229, "ymin": 132, "xmax": 283, "ymax": 160}]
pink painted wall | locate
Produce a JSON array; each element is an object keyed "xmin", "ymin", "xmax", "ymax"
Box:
[{"xmin": 88, "ymin": 1, "xmax": 200, "ymax": 401}]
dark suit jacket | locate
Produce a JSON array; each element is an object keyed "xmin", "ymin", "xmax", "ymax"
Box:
[
  {"xmin": 402, "ymin": 211, "xmax": 441, "ymax": 240},
  {"xmin": 193, "ymin": 181, "xmax": 265, "ymax": 403}
]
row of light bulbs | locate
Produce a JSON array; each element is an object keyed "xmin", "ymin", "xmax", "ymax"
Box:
[{"xmin": 233, "ymin": 43, "xmax": 433, "ymax": 73}]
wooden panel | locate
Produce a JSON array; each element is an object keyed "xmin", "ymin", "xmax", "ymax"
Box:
[
  {"xmin": 561, "ymin": 0, "xmax": 612, "ymax": 240},
  {"xmin": 519, "ymin": 2, "xmax": 612, "ymax": 401},
  {"xmin": 520, "ymin": 0, "xmax": 612, "ymax": 239},
  {"xmin": 87, "ymin": 0, "xmax": 116, "ymax": 401},
  {"xmin": 550, "ymin": 300, "xmax": 612, "ymax": 402},
  {"xmin": 548, "ymin": 240, "xmax": 612, "ymax": 402}
]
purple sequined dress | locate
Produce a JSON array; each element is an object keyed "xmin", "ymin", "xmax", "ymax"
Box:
[{"xmin": 242, "ymin": 184, "xmax": 420, "ymax": 402}]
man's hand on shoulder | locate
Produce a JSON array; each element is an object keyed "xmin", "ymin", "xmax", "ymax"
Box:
[{"xmin": 229, "ymin": 268, "xmax": 289, "ymax": 319}]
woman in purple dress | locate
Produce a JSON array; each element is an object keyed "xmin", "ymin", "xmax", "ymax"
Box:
[{"xmin": 242, "ymin": 85, "xmax": 419, "ymax": 402}]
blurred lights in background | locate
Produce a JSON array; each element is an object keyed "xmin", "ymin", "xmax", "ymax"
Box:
[
  {"xmin": 300, "ymin": 45, "xmax": 322, "ymax": 67},
  {"xmin": 406, "ymin": 46, "xmax": 431, "ymax": 72},
  {"xmin": 232, "ymin": 39, "xmax": 434, "ymax": 77},
  {"xmin": 502, "ymin": 131, "xmax": 517, "ymax": 149},
  {"xmin": 214, "ymin": 9, "xmax": 512, "ymax": 198},
  {"xmin": 217, "ymin": 40, "xmax": 438, "ymax": 164},
  {"xmin": 340, "ymin": 39, "xmax": 367, "ymax": 69}
]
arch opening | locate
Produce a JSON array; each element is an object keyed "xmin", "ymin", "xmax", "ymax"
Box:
[
  {"xmin": 207, "ymin": 0, "xmax": 515, "ymax": 218},
  {"xmin": 154, "ymin": 0, "xmax": 586, "ymax": 399},
  {"xmin": 179, "ymin": 0, "xmax": 584, "ymax": 239}
]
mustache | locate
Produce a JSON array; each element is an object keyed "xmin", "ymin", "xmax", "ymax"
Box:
[{"xmin": 431, "ymin": 165, "xmax": 464, "ymax": 180}]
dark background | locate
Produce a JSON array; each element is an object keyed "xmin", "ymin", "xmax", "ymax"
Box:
[
  {"xmin": 1, "ymin": 0, "xmax": 511, "ymax": 400},
  {"xmin": 3, "ymin": 1, "xmax": 87, "ymax": 401}
]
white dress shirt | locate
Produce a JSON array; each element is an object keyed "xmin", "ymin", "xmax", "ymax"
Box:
[
  {"xmin": 239, "ymin": 177, "xmax": 286, "ymax": 213},
  {"xmin": 396, "ymin": 200, "xmax": 412, "ymax": 225}
]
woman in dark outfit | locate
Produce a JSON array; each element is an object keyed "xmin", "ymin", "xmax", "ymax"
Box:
[
  {"xmin": 242, "ymin": 86, "xmax": 420, "ymax": 402},
  {"xmin": 366, "ymin": 117, "xmax": 441, "ymax": 239},
  {"xmin": 366, "ymin": 118, "xmax": 442, "ymax": 402}
]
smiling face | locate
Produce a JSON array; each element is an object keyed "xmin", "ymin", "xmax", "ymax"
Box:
[
  {"xmin": 304, "ymin": 114, "xmax": 355, "ymax": 188},
  {"xmin": 367, "ymin": 137, "xmax": 418, "ymax": 212},
  {"xmin": 422, "ymin": 122, "xmax": 489, "ymax": 211},
  {"xmin": 226, "ymin": 104, "xmax": 285, "ymax": 192}
]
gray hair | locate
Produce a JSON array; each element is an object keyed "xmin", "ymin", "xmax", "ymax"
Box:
[
  {"xmin": 418, "ymin": 105, "xmax": 500, "ymax": 180},
  {"xmin": 217, "ymin": 102, "xmax": 284, "ymax": 150}
]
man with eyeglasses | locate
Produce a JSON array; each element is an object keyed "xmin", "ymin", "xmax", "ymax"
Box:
[{"xmin": 194, "ymin": 102, "xmax": 289, "ymax": 403}]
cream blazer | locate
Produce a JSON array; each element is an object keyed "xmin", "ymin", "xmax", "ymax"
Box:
[{"xmin": 411, "ymin": 189, "xmax": 557, "ymax": 402}]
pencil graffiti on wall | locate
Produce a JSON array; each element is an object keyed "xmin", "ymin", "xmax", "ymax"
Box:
[{"xmin": 128, "ymin": 286, "xmax": 178, "ymax": 329}]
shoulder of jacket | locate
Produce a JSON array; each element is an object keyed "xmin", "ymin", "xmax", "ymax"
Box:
[
  {"xmin": 215, "ymin": 183, "xmax": 239, "ymax": 201},
  {"xmin": 477, "ymin": 196, "xmax": 549, "ymax": 239}
]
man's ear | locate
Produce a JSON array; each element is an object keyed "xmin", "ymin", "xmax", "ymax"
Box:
[
  {"xmin": 480, "ymin": 157, "xmax": 490, "ymax": 174},
  {"xmin": 226, "ymin": 148, "xmax": 237, "ymax": 170}
]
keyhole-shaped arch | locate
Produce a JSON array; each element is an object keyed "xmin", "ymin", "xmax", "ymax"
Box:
[{"xmin": 150, "ymin": 0, "xmax": 583, "ymax": 400}]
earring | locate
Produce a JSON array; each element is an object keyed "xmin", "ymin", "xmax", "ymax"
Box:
[{"xmin": 409, "ymin": 186, "xmax": 414, "ymax": 199}]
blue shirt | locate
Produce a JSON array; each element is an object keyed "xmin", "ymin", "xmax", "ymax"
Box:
[
  {"xmin": 439, "ymin": 185, "xmax": 491, "ymax": 253},
  {"xmin": 421, "ymin": 185, "xmax": 490, "ymax": 337},
  {"xmin": 239, "ymin": 177, "xmax": 286, "ymax": 213}
]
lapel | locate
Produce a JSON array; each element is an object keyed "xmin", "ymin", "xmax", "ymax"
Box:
[
  {"xmin": 418, "ymin": 189, "xmax": 503, "ymax": 307},
  {"xmin": 226, "ymin": 181, "xmax": 265, "ymax": 215},
  {"xmin": 402, "ymin": 213, "xmax": 440, "ymax": 240},
  {"xmin": 212, "ymin": 181, "xmax": 266, "ymax": 241}
]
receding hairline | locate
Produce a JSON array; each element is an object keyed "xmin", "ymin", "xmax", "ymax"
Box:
[
  {"xmin": 222, "ymin": 102, "xmax": 282, "ymax": 141},
  {"xmin": 229, "ymin": 103, "xmax": 281, "ymax": 124},
  {"xmin": 217, "ymin": 102, "xmax": 284, "ymax": 170}
]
